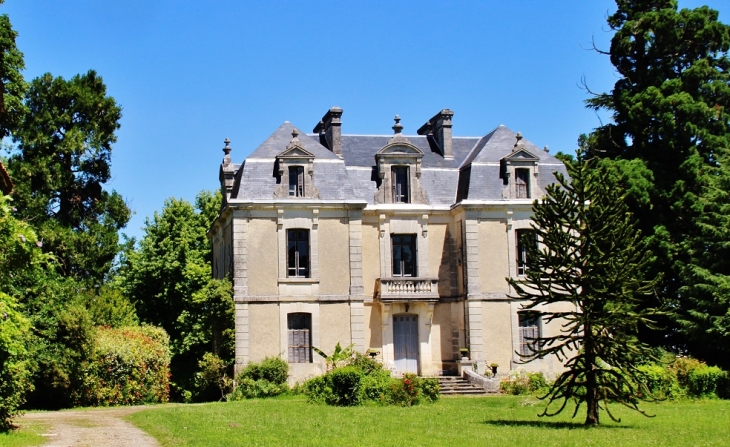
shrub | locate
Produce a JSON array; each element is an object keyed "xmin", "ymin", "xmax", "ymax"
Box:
[
  {"xmin": 687, "ymin": 365, "xmax": 724, "ymax": 398},
  {"xmin": 637, "ymin": 363, "xmax": 681, "ymax": 399},
  {"xmin": 386, "ymin": 373, "xmax": 420, "ymax": 406},
  {"xmin": 419, "ymin": 378, "xmax": 440, "ymax": 403},
  {"xmin": 0, "ymin": 293, "xmax": 32, "ymax": 431},
  {"xmin": 671, "ymin": 356, "xmax": 704, "ymax": 390},
  {"xmin": 228, "ymin": 357, "xmax": 289, "ymax": 401},
  {"xmin": 239, "ymin": 356, "xmax": 288, "ymax": 385},
  {"xmin": 79, "ymin": 325, "xmax": 171, "ymax": 406},
  {"xmin": 716, "ymin": 371, "xmax": 730, "ymax": 399},
  {"xmin": 329, "ymin": 366, "xmax": 363, "ymax": 406},
  {"xmin": 359, "ymin": 369, "xmax": 392, "ymax": 401},
  {"xmin": 303, "ymin": 374, "xmax": 333, "ymax": 404},
  {"xmin": 500, "ymin": 369, "xmax": 549, "ymax": 395}
]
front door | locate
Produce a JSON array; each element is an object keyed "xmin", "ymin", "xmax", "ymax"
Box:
[{"xmin": 393, "ymin": 314, "xmax": 419, "ymax": 374}]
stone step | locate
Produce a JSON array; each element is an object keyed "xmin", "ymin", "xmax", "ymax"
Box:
[{"xmin": 437, "ymin": 376, "xmax": 489, "ymax": 395}]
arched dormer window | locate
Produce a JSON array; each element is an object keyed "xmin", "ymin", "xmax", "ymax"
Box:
[
  {"xmin": 374, "ymin": 116, "xmax": 428, "ymax": 204},
  {"xmin": 500, "ymin": 146, "xmax": 539, "ymax": 200},
  {"xmin": 275, "ymin": 130, "xmax": 319, "ymax": 199}
]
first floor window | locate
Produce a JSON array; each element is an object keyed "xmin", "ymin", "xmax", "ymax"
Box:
[
  {"xmin": 515, "ymin": 168, "xmax": 530, "ymax": 199},
  {"xmin": 392, "ymin": 166, "xmax": 410, "ymax": 203},
  {"xmin": 289, "ymin": 166, "xmax": 304, "ymax": 197},
  {"xmin": 516, "ymin": 229, "xmax": 535, "ymax": 276},
  {"xmin": 518, "ymin": 312, "xmax": 540, "ymax": 356},
  {"xmin": 287, "ymin": 229, "xmax": 309, "ymax": 277},
  {"xmin": 288, "ymin": 313, "xmax": 311, "ymax": 363},
  {"xmin": 392, "ymin": 234, "xmax": 417, "ymax": 277}
]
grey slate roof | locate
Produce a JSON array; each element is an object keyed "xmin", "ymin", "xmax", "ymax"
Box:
[{"xmin": 228, "ymin": 120, "xmax": 568, "ymax": 204}]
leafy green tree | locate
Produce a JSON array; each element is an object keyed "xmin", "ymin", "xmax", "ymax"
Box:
[
  {"xmin": 119, "ymin": 190, "xmax": 233, "ymax": 399},
  {"xmin": 0, "ymin": 8, "xmax": 26, "ymax": 139},
  {"xmin": 585, "ymin": 0, "xmax": 730, "ymax": 364},
  {"xmin": 0, "ymin": 194, "xmax": 37, "ymax": 429},
  {"xmin": 7, "ymin": 70, "xmax": 130, "ymax": 283},
  {"xmin": 507, "ymin": 150, "xmax": 662, "ymax": 426}
]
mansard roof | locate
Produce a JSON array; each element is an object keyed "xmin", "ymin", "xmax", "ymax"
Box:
[{"xmin": 223, "ymin": 113, "xmax": 568, "ymax": 206}]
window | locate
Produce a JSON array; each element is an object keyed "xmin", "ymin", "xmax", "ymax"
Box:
[
  {"xmin": 288, "ymin": 313, "xmax": 311, "ymax": 363},
  {"xmin": 516, "ymin": 229, "xmax": 535, "ymax": 276},
  {"xmin": 518, "ymin": 312, "xmax": 540, "ymax": 356},
  {"xmin": 289, "ymin": 166, "xmax": 304, "ymax": 197},
  {"xmin": 392, "ymin": 234, "xmax": 417, "ymax": 277},
  {"xmin": 515, "ymin": 168, "xmax": 530, "ymax": 199},
  {"xmin": 392, "ymin": 166, "xmax": 409, "ymax": 203},
  {"xmin": 287, "ymin": 229, "xmax": 309, "ymax": 277}
]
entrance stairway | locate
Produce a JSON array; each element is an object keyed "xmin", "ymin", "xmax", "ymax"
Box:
[{"xmin": 438, "ymin": 376, "xmax": 489, "ymax": 396}]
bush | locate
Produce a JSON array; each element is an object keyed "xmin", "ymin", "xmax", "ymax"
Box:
[
  {"xmin": 359, "ymin": 369, "xmax": 392, "ymax": 401},
  {"xmin": 716, "ymin": 371, "xmax": 730, "ymax": 399},
  {"xmin": 637, "ymin": 363, "xmax": 681, "ymax": 399},
  {"xmin": 385, "ymin": 373, "xmax": 420, "ymax": 406},
  {"xmin": 79, "ymin": 325, "xmax": 171, "ymax": 406},
  {"xmin": 500, "ymin": 369, "xmax": 549, "ymax": 395},
  {"xmin": 303, "ymin": 374, "xmax": 333, "ymax": 404},
  {"xmin": 0, "ymin": 293, "xmax": 32, "ymax": 431},
  {"xmin": 228, "ymin": 357, "xmax": 289, "ymax": 401},
  {"xmin": 687, "ymin": 365, "xmax": 724, "ymax": 398},
  {"xmin": 239, "ymin": 356, "xmax": 288, "ymax": 384},
  {"xmin": 419, "ymin": 378, "xmax": 440, "ymax": 403},
  {"xmin": 329, "ymin": 366, "xmax": 363, "ymax": 406}
]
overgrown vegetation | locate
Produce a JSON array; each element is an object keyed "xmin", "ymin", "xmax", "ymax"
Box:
[
  {"xmin": 303, "ymin": 352, "xmax": 439, "ymax": 407},
  {"xmin": 228, "ymin": 357, "xmax": 289, "ymax": 401}
]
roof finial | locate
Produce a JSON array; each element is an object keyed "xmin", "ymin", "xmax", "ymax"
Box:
[
  {"xmin": 544, "ymin": 145, "xmax": 549, "ymax": 152},
  {"xmin": 392, "ymin": 115, "xmax": 403, "ymax": 135},
  {"xmin": 223, "ymin": 138, "xmax": 231, "ymax": 155},
  {"xmin": 513, "ymin": 132, "xmax": 523, "ymax": 151},
  {"xmin": 291, "ymin": 129, "xmax": 299, "ymax": 140}
]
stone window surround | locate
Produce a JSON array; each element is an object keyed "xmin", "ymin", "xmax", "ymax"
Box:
[
  {"xmin": 275, "ymin": 153, "xmax": 319, "ymax": 199},
  {"xmin": 279, "ymin": 302, "xmax": 322, "ymax": 367},
  {"xmin": 503, "ymin": 159, "xmax": 539, "ymax": 200},
  {"xmin": 507, "ymin": 219, "xmax": 534, "ymax": 279},
  {"xmin": 378, "ymin": 214, "xmax": 430, "ymax": 281},
  {"xmin": 374, "ymin": 144, "xmax": 427, "ymax": 205},
  {"xmin": 277, "ymin": 209, "xmax": 320, "ymax": 294}
]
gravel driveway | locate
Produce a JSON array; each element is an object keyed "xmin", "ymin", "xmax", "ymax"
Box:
[{"xmin": 22, "ymin": 406, "xmax": 159, "ymax": 447}]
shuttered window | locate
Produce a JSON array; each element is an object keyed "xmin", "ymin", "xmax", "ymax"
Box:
[
  {"xmin": 518, "ymin": 312, "xmax": 540, "ymax": 356},
  {"xmin": 288, "ymin": 313, "xmax": 311, "ymax": 363},
  {"xmin": 392, "ymin": 166, "xmax": 409, "ymax": 203},
  {"xmin": 515, "ymin": 168, "xmax": 530, "ymax": 199},
  {"xmin": 289, "ymin": 166, "xmax": 304, "ymax": 197}
]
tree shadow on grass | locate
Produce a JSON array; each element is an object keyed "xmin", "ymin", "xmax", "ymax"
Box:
[{"xmin": 484, "ymin": 420, "xmax": 631, "ymax": 430}]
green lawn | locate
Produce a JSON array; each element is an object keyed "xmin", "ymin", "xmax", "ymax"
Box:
[
  {"xmin": 128, "ymin": 395, "xmax": 730, "ymax": 446},
  {"xmin": 0, "ymin": 420, "xmax": 45, "ymax": 447}
]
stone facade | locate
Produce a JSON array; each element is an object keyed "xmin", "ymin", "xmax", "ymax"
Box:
[{"xmin": 209, "ymin": 108, "xmax": 570, "ymax": 383}]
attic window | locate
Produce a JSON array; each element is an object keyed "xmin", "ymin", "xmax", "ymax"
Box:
[
  {"xmin": 392, "ymin": 166, "xmax": 409, "ymax": 203},
  {"xmin": 515, "ymin": 168, "xmax": 530, "ymax": 199},
  {"xmin": 289, "ymin": 166, "xmax": 304, "ymax": 197}
]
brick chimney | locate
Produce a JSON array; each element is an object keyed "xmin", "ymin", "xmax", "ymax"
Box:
[
  {"xmin": 313, "ymin": 107, "xmax": 343, "ymax": 156},
  {"xmin": 417, "ymin": 109, "xmax": 454, "ymax": 160}
]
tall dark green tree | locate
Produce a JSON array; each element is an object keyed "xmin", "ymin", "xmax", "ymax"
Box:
[
  {"xmin": 507, "ymin": 150, "xmax": 662, "ymax": 426},
  {"xmin": 7, "ymin": 71, "xmax": 130, "ymax": 283},
  {"xmin": 586, "ymin": 0, "xmax": 730, "ymax": 364},
  {"xmin": 0, "ymin": 6, "xmax": 26, "ymax": 139}
]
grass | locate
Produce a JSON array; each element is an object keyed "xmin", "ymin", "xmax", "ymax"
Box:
[
  {"xmin": 0, "ymin": 420, "xmax": 46, "ymax": 447},
  {"xmin": 128, "ymin": 395, "xmax": 730, "ymax": 446}
]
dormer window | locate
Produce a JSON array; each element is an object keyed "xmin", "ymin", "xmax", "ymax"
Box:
[
  {"xmin": 392, "ymin": 166, "xmax": 409, "ymax": 203},
  {"xmin": 515, "ymin": 168, "xmax": 530, "ymax": 199},
  {"xmin": 289, "ymin": 166, "xmax": 304, "ymax": 197}
]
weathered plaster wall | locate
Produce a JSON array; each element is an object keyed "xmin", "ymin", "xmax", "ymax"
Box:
[
  {"xmin": 318, "ymin": 218, "xmax": 351, "ymax": 295},
  {"xmin": 248, "ymin": 218, "xmax": 278, "ymax": 296},
  {"xmin": 319, "ymin": 303, "xmax": 352, "ymax": 353},
  {"xmin": 364, "ymin": 304, "xmax": 382, "ymax": 351},
  {"xmin": 481, "ymin": 301, "xmax": 513, "ymax": 370},
  {"xmin": 248, "ymin": 303, "xmax": 280, "ymax": 362},
  {"xmin": 478, "ymin": 219, "xmax": 509, "ymax": 294},
  {"xmin": 361, "ymin": 222, "xmax": 380, "ymax": 299}
]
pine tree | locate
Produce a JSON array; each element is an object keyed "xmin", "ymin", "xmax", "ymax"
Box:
[
  {"xmin": 585, "ymin": 0, "xmax": 730, "ymax": 364},
  {"xmin": 507, "ymin": 149, "xmax": 662, "ymax": 426}
]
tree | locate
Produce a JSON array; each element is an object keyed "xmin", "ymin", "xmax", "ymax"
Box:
[
  {"xmin": 0, "ymin": 8, "xmax": 26, "ymax": 139},
  {"xmin": 585, "ymin": 0, "xmax": 730, "ymax": 364},
  {"xmin": 7, "ymin": 70, "xmax": 130, "ymax": 283},
  {"xmin": 119, "ymin": 190, "xmax": 233, "ymax": 399},
  {"xmin": 507, "ymin": 150, "xmax": 662, "ymax": 426}
]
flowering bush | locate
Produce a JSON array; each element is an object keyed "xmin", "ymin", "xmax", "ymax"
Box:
[{"xmin": 79, "ymin": 325, "xmax": 171, "ymax": 406}]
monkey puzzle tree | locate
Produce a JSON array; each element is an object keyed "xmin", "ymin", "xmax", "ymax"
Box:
[{"xmin": 507, "ymin": 150, "xmax": 662, "ymax": 426}]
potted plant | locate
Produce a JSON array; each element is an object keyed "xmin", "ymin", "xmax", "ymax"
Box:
[
  {"xmin": 490, "ymin": 363, "xmax": 499, "ymax": 375},
  {"xmin": 459, "ymin": 348, "xmax": 469, "ymax": 360},
  {"xmin": 367, "ymin": 349, "xmax": 379, "ymax": 359}
]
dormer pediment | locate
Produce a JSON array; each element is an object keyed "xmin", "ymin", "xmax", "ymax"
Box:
[
  {"xmin": 501, "ymin": 148, "xmax": 539, "ymax": 162},
  {"xmin": 276, "ymin": 146, "xmax": 315, "ymax": 160},
  {"xmin": 376, "ymin": 142, "xmax": 424, "ymax": 157}
]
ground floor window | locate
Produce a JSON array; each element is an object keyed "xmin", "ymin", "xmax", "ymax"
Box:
[
  {"xmin": 518, "ymin": 312, "xmax": 540, "ymax": 356},
  {"xmin": 288, "ymin": 313, "xmax": 311, "ymax": 363}
]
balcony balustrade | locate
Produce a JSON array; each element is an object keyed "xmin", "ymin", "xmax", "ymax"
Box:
[{"xmin": 376, "ymin": 277, "xmax": 440, "ymax": 302}]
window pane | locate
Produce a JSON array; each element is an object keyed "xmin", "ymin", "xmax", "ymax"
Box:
[
  {"xmin": 515, "ymin": 169, "xmax": 530, "ymax": 199},
  {"xmin": 287, "ymin": 230, "xmax": 310, "ymax": 277},
  {"xmin": 392, "ymin": 234, "xmax": 417, "ymax": 277},
  {"xmin": 289, "ymin": 166, "xmax": 304, "ymax": 197},
  {"xmin": 392, "ymin": 166, "xmax": 409, "ymax": 203}
]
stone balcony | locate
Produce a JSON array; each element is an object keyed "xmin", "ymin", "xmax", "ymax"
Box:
[{"xmin": 375, "ymin": 277, "xmax": 440, "ymax": 302}]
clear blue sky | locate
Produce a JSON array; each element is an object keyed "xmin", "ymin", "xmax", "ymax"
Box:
[{"xmin": 4, "ymin": 1, "xmax": 726, "ymax": 241}]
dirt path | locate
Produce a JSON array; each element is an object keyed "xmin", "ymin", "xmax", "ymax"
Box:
[{"xmin": 22, "ymin": 406, "xmax": 159, "ymax": 447}]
